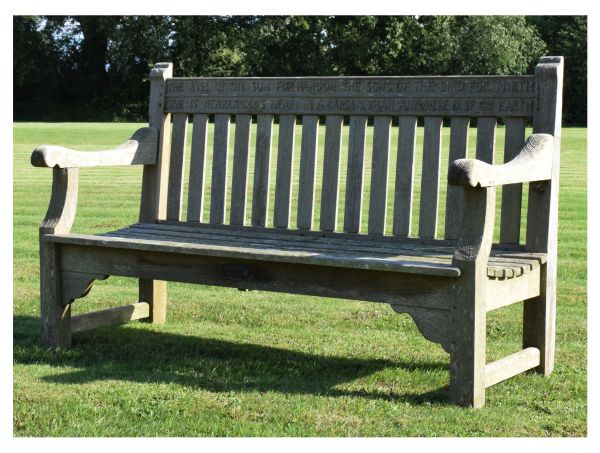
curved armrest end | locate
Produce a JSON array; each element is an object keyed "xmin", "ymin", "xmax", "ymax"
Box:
[
  {"xmin": 31, "ymin": 127, "xmax": 158, "ymax": 168},
  {"xmin": 448, "ymin": 133, "xmax": 554, "ymax": 188}
]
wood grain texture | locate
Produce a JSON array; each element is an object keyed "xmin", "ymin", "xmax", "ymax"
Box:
[
  {"xmin": 485, "ymin": 347, "xmax": 540, "ymax": 387},
  {"xmin": 445, "ymin": 117, "xmax": 470, "ymax": 240},
  {"xmin": 71, "ymin": 302, "xmax": 150, "ymax": 333},
  {"xmin": 368, "ymin": 116, "xmax": 392, "ymax": 235},
  {"xmin": 166, "ymin": 113, "xmax": 188, "ymax": 221},
  {"xmin": 187, "ymin": 114, "xmax": 209, "ymax": 222},
  {"xmin": 273, "ymin": 115, "xmax": 296, "ymax": 228},
  {"xmin": 252, "ymin": 114, "xmax": 274, "ymax": 227},
  {"xmin": 450, "ymin": 186, "xmax": 496, "ymax": 407},
  {"xmin": 419, "ymin": 117, "xmax": 443, "ymax": 239},
  {"xmin": 475, "ymin": 117, "xmax": 497, "ymax": 164},
  {"xmin": 31, "ymin": 127, "xmax": 158, "ymax": 168},
  {"xmin": 319, "ymin": 115, "xmax": 343, "ymax": 232},
  {"xmin": 448, "ymin": 134, "xmax": 554, "ymax": 188},
  {"xmin": 524, "ymin": 56, "xmax": 564, "ymax": 376},
  {"xmin": 297, "ymin": 115, "xmax": 319, "ymax": 230},
  {"xmin": 393, "ymin": 116, "xmax": 417, "ymax": 237},
  {"xmin": 40, "ymin": 240, "xmax": 71, "ymax": 347},
  {"xmin": 499, "ymin": 118, "xmax": 526, "ymax": 244},
  {"xmin": 230, "ymin": 114, "xmax": 252, "ymax": 225},
  {"xmin": 210, "ymin": 114, "xmax": 231, "ymax": 224},
  {"xmin": 344, "ymin": 115, "xmax": 367, "ymax": 233}
]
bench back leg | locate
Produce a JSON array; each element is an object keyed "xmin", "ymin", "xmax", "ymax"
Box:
[
  {"xmin": 139, "ymin": 279, "xmax": 168, "ymax": 324},
  {"xmin": 40, "ymin": 241, "xmax": 72, "ymax": 347}
]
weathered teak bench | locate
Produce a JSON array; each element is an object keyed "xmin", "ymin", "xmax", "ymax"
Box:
[{"xmin": 32, "ymin": 56, "xmax": 563, "ymax": 407}]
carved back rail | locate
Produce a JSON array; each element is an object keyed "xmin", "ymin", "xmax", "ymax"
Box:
[{"xmin": 149, "ymin": 74, "xmax": 536, "ymax": 242}]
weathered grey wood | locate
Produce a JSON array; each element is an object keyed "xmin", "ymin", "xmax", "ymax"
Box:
[
  {"xmin": 391, "ymin": 305, "xmax": 450, "ymax": 352},
  {"xmin": 71, "ymin": 302, "xmax": 150, "ymax": 333},
  {"xmin": 486, "ymin": 265, "xmax": 540, "ymax": 311},
  {"xmin": 319, "ymin": 115, "xmax": 344, "ymax": 232},
  {"xmin": 448, "ymin": 134, "xmax": 554, "ymax": 188},
  {"xmin": 210, "ymin": 114, "xmax": 231, "ymax": 224},
  {"xmin": 186, "ymin": 114, "xmax": 209, "ymax": 222},
  {"xmin": 138, "ymin": 63, "xmax": 172, "ymax": 324},
  {"xmin": 368, "ymin": 116, "xmax": 392, "ymax": 235},
  {"xmin": 524, "ymin": 56, "xmax": 564, "ymax": 375},
  {"xmin": 273, "ymin": 115, "xmax": 297, "ymax": 228},
  {"xmin": 58, "ymin": 244, "xmax": 457, "ymax": 309},
  {"xmin": 39, "ymin": 167, "xmax": 79, "ymax": 236},
  {"xmin": 450, "ymin": 186, "xmax": 496, "ymax": 407},
  {"xmin": 252, "ymin": 114, "xmax": 274, "ymax": 227},
  {"xmin": 344, "ymin": 115, "xmax": 367, "ymax": 233},
  {"xmin": 419, "ymin": 117, "xmax": 443, "ymax": 239},
  {"xmin": 230, "ymin": 114, "xmax": 252, "ymax": 225},
  {"xmin": 31, "ymin": 128, "xmax": 158, "ymax": 168},
  {"xmin": 499, "ymin": 118, "xmax": 526, "ymax": 244},
  {"xmin": 297, "ymin": 115, "xmax": 319, "ymax": 230},
  {"xmin": 485, "ymin": 347, "xmax": 540, "ymax": 387},
  {"xmin": 166, "ymin": 113, "xmax": 189, "ymax": 221},
  {"xmin": 476, "ymin": 117, "xmax": 497, "ymax": 164},
  {"xmin": 393, "ymin": 116, "xmax": 417, "ymax": 237},
  {"xmin": 140, "ymin": 62, "xmax": 173, "ymax": 223},
  {"xmin": 164, "ymin": 76, "xmax": 535, "ymax": 117},
  {"xmin": 445, "ymin": 117, "xmax": 470, "ymax": 240}
]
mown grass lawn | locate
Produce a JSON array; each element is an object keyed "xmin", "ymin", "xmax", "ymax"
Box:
[{"xmin": 13, "ymin": 122, "xmax": 587, "ymax": 436}]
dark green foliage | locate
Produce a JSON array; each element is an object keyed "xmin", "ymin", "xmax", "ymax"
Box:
[{"xmin": 12, "ymin": 15, "xmax": 586, "ymax": 124}]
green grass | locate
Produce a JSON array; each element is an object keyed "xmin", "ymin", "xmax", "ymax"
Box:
[{"xmin": 13, "ymin": 122, "xmax": 587, "ymax": 436}]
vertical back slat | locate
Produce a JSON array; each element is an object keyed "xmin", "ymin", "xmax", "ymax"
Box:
[
  {"xmin": 187, "ymin": 113, "xmax": 208, "ymax": 222},
  {"xmin": 444, "ymin": 117, "xmax": 470, "ymax": 239},
  {"xmin": 273, "ymin": 115, "xmax": 297, "ymax": 228},
  {"xmin": 418, "ymin": 116, "xmax": 443, "ymax": 238},
  {"xmin": 209, "ymin": 114, "xmax": 230, "ymax": 224},
  {"xmin": 230, "ymin": 114, "xmax": 252, "ymax": 225},
  {"xmin": 297, "ymin": 115, "xmax": 320, "ymax": 230},
  {"xmin": 344, "ymin": 115, "xmax": 367, "ymax": 233},
  {"xmin": 368, "ymin": 116, "xmax": 392, "ymax": 235},
  {"xmin": 166, "ymin": 113, "xmax": 188, "ymax": 221},
  {"xmin": 500, "ymin": 117, "xmax": 526, "ymax": 243},
  {"xmin": 476, "ymin": 117, "xmax": 497, "ymax": 163},
  {"xmin": 251, "ymin": 114, "xmax": 274, "ymax": 227},
  {"xmin": 319, "ymin": 115, "xmax": 344, "ymax": 232},
  {"xmin": 393, "ymin": 116, "xmax": 417, "ymax": 237}
]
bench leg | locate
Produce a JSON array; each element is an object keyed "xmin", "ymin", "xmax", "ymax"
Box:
[
  {"xmin": 40, "ymin": 241, "xmax": 72, "ymax": 347},
  {"xmin": 139, "ymin": 279, "xmax": 167, "ymax": 324},
  {"xmin": 523, "ymin": 263, "xmax": 555, "ymax": 375},
  {"xmin": 449, "ymin": 273, "xmax": 487, "ymax": 408}
]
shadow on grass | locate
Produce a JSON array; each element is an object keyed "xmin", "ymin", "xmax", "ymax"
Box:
[{"xmin": 14, "ymin": 315, "xmax": 450, "ymax": 405}]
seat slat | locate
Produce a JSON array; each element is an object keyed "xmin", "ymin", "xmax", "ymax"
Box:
[
  {"xmin": 419, "ymin": 117, "xmax": 443, "ymax": 239},
  {"xmin": 273, "ymin": 115, "xmax": 297, "ymax": 228},
  {"xmin": 393, "ymin": 116, "xmax": 417, "ymax": 237},
  {"xmin": 252, "ymin": 114, "xmax": 274, "ymax": 227},
  {"xmin": 166, "ymin": 113, "xmax": 188, "ymax": 221},
  {"xmin": 297, "ymin": 115, "xmax": 320, "ymax": 230},
  {"xmin": 368, "ymin": 116, "xmax": 392, "ymax": 235},
  {"xmin": 344, "ymin": 115, "xmax": 367, "ymax": 233},
  {"xmin": 187, "ymin": 114, "xmax": 208, "ymax": 222},
  {"xmin": 320, "ymin": 115, "xmax": 344, "ymax": 232},
  {"xmin": 500, "ymin": 117, "xmax": 526, "ymax": 244},
  {"xmin": 229, "ymin": 114, "xmax": 252, "ymax": 225},
  {"xmin": 209, "ymin": 114, "xmax": 231, "ymax": 224},
  {"xmin": 476, "ymin": 117, "xmax": 497, "ymax": 163},
  {"xmin": 444, "ymin": 117, "xmax": 470, "ymax": 239}
]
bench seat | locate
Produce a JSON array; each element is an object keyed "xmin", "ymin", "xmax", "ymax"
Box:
[{"xmin": 46, "ymin": 222, "xmax": 546, "ymax": 279}]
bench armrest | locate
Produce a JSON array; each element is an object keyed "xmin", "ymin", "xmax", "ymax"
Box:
[
  {"xmin": 448, "ymin": 134, "xmax": 554, "ymax": 188},
  {"xmin": 31, "ymin": 127, "xmax": 158, "ymax": 168}
]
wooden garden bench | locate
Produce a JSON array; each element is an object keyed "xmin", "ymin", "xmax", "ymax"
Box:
[{"xmin": 32, "ymin": 56, "xmax": 563, "ymax": 407}]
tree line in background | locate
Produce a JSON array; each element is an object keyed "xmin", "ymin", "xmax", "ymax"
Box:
[{"xmin": 14, "ymin": 15, "xmax": 587, "ymax": 125}]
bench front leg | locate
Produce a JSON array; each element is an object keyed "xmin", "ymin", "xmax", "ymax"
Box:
[
  {"xmin": 139, "ymin": 279, "xmax": 167, "ymax": 324},
  {"xmin": 450, "ymin": 186, "xmax": 496, "ymax": 407}
]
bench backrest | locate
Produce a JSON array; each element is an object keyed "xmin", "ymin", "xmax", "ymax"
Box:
[{"xmin": 139, "ymin": 57, "xmax": 563, "ymax": 249}]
